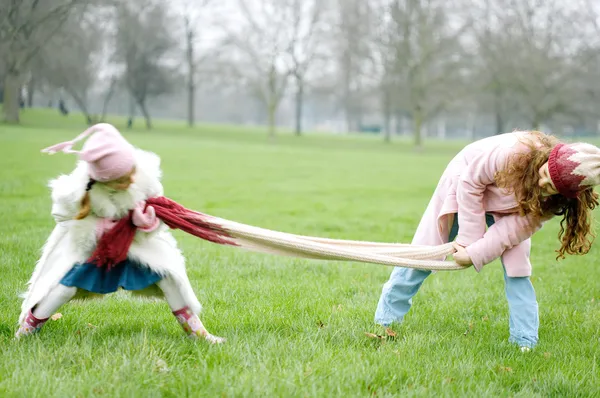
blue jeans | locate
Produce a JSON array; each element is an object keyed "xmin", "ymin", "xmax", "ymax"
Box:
[{"xmin": 374, "ymin": 214, "xmax": 539, "ymax": 348}]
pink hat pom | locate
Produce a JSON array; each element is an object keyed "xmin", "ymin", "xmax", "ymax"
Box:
[
  {"xmin": 40, "ymin": 124, "xmax": 98, "ymax": 154},
  {"xmin": 41, "ymin": 141, "xmax": 77, "ymax": 154}
]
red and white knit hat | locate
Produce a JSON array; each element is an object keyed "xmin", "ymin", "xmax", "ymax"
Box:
[
  {"xmin": 548, "ymin": 142, "xmax": 600, "ymax": 198},
  {"xmin": 41, "ymin": 123, "xmax": 135, "ymax": 182}
]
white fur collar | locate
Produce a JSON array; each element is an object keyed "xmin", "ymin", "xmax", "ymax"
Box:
[{"xmin": 49, "ymin": 148, "xmax": 165, "ymax": 220}]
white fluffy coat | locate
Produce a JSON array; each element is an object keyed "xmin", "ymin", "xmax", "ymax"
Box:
[{"xmin": 19, "ymin": 149, "xmax": 201, "ymax": 324}]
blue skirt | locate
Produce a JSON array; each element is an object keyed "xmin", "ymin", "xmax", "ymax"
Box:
[{"xmin": 60, "ymin": 259, "xmax": 163, "ymax": 294}]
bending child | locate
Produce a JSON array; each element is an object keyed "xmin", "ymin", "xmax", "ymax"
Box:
[{"xmin": 375, "ymin": 130, "xmax": 600, "ymax": 349}]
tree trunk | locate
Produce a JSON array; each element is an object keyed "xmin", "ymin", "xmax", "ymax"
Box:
[
  {"xmin": 345, "ymin": 108, "xmax": 353, "ymax": 133},
  {"xmin": 383, "ymin": 89, "xmax": 392, "ymax": 143},
  {"xmin": 3, "ymin": 70, "xmax": 21, "ymax": 123},
  {"xmin": 294, "ymin": 78, "xmax": 304, "ymax": 136},
  {"xmin": 532, "ymin": 114, "xmax": 541, "ymax": 131},
  {"xmin": 437, "ymin": 117, "xmax": 446, "ymax": 140},
  {"xmin": 68, "ymin": 90, "xmax": 93, "ymax": 125},
  {"xmin": 343, "ymin": 91, "xmax": 355, "ymax": 133},
  {"xmin": 26, "ymin": 77, "xmax": 35, "ymax": 108},
  {"xmin": 187, "ymin": 77, "xmax": 195, "ymax": 128},
  {"xmin": 495, "ymin": 110, "xmax": 504, "ymax": 135},
  {"xmin": 267, "ymin": 102, "xmax": 276, "ymax": 140},
  {"xmin": 186, "ymin": 51, "xmax": 195, "ymax": 127},
  {"xmin": 413, "ymin": 106, "xmax": 423, "ymax": 149},
  {"xmin": 467, "ymin": 112, "xmax": 476, "ymax": 141},
  {"xmin": 185, "ymin": 17, "xmax": 195, "ymax": 128},
  {"xmin": 493, "ymin": 88, "xmax": 504, "ymax": 135},
  {"xmin": 100, "ymin": 79, "xmax": 117, "ymax": 122},
  {"xmin": 127, "ymin": 94, "xmax": 136, "ymax": 128},
  {"xmin": 342, "ymin": 56, "xmax": 352, "ymax": 133},
  {"xmin": 139, "ymin": 100, "xmax": 152, "ymax": 129}
]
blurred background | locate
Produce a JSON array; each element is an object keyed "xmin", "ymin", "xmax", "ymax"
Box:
[{"xmin": 2, "ymin": 0, "xmax": 600, "ymax": 146}]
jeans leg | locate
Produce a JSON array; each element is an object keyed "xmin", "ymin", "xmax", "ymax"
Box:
[
  {"xmin": 374, "ymin": 267, "xmax": 432, "ymax": 326},
  {"xmin": 503, "ymin": 265, "xmax": 539, "ymax": 348},
  {"xmin": 374, "ymin": 214, "xmax": 459, "ymax": 326},
  {"xmin": 486, "ymin": 214, "xmax": 539, "ymax": 347}
]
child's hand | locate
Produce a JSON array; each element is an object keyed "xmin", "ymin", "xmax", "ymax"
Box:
[
  {"xmin": 132, "ymin": 201, "xmax": 159, "ymax": 232},
  {"xmin": 452, "ymin": 242, "xmax": 473, "ymax": 266}
]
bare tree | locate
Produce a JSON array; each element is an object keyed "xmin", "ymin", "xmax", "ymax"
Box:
[
  {"xmin": 25, "ymin": 75, "xmax": 36, "ymax": 108},
  {"xmin": 0, "ymin": 0, "xmax": 89, "ymax": 123},
  {"xmin": 34, "ymin": 12, "xmax": 101, "ymax": 125},
  {"xmin": 99, "ymin": 76, "xmax": 119, "ymax": 122},
  {"xmin": 184, "ymin": 14, "xmax": 196, "ymax": 128},
  {"xmin": 114, "ymin": 0, "xmax": 179, "ymax": 129},
  {"xmin": 578, "ymin": 1, "xmax": 600, "ymax": 132},
  {"xmin": 333, "ymin": 0, "xmax": 376, "ymax": 133},
  {"xmin": 472, "ymin": 0, "xmax": 591, "ymax": 131},
  {"xmin": 0, "ymin": 64, "xmax": 5, "ymax": 105},
  {"xmin": 469, "ymin": 0, "xmax": 515, "ymax": 135},
  {"xmin": 220, "ymin": 0, "xmax": 302, "ymax": 139},
  {"xmin": 375, "ymin": 0, "xmax": 469, "ymax": 148},
  {"xmin": 180, "ymin": 0, "xmax": 215, "ymax": 128},
  {"xmin": 373, "ymin": 1, "xmax": 399, "ymax": 142},
  {"xmin": 287, "ymin": 0, "xmax": 330, "ymax": 136}
]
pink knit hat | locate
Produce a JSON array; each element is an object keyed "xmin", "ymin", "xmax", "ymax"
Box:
[
  {"xmin": 41, "ymin": 123, "xmax": 136, "ymax": 182},
  {"xmin": 548, "ymin": 142, "xmax": 600, "ymax": 198}
]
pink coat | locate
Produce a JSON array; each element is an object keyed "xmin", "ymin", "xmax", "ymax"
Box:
[{"xmin": 412, "ymin": 131, "xmax": 545, "ymax": 277}]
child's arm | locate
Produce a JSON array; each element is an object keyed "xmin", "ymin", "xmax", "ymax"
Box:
[
  {"xmin": 455, "ymin": 146, "xmax": 513, "ymax": 247},
  {"xmin": 464, "ymin": 213, "xmax": 544, "ymax": 271},
  {"xmin": 48, "ymin": 167, "xmax": 87, "ymax": 222},
  {"xmin": 132, "ymin": 201, "xmax": 160, "ymax": 233}
]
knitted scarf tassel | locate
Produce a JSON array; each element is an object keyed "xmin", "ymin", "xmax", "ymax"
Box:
[{"xmin": 88, "ymin": 196, "xmax": 465, "ymax": 271}]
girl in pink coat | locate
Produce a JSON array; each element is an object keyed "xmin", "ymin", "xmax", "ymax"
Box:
[{"xmin": 375, "ymin": 130, "xmax": 600, "ymax": 349}]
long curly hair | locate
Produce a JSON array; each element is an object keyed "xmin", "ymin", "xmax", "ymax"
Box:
[{"xmin": 495, "ymin": 131, "xmax": 599, "ymax": 259}]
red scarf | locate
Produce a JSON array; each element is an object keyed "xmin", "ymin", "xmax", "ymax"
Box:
[{"xmin": 87, "ymin": 196, "xmax": 237, "ymax": 269}]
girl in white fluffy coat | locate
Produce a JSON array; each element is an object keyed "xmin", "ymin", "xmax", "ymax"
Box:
[{"xmin": 16, "ymin": 123, "xmax": 225, "ymax": 344}]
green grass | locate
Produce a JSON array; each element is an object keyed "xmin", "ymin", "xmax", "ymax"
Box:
[{"xmin": 0, "ymin": 109, "xmax": 598, "ymax": 397}]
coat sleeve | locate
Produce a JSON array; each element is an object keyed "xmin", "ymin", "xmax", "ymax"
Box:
[
  {"xmin": 48, "ymin": 166, "xmax": 88, "ymax": 223},
  {"xmin": 465, "ymin": 213, "xmax": 543, "ymax": 271},
  {"xmin": 455, "ymin": 145, "xmax": 514, "ymax": 247}
]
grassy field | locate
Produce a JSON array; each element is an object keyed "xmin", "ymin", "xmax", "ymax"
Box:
[{"xmin": 0, "ymin": 109, "xmax": 598, "ymax": 397}]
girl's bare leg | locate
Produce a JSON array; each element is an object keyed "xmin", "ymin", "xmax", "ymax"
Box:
[{"xmin": 157, "ymin": 278, "xmax": 225, "ymax": 344}]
